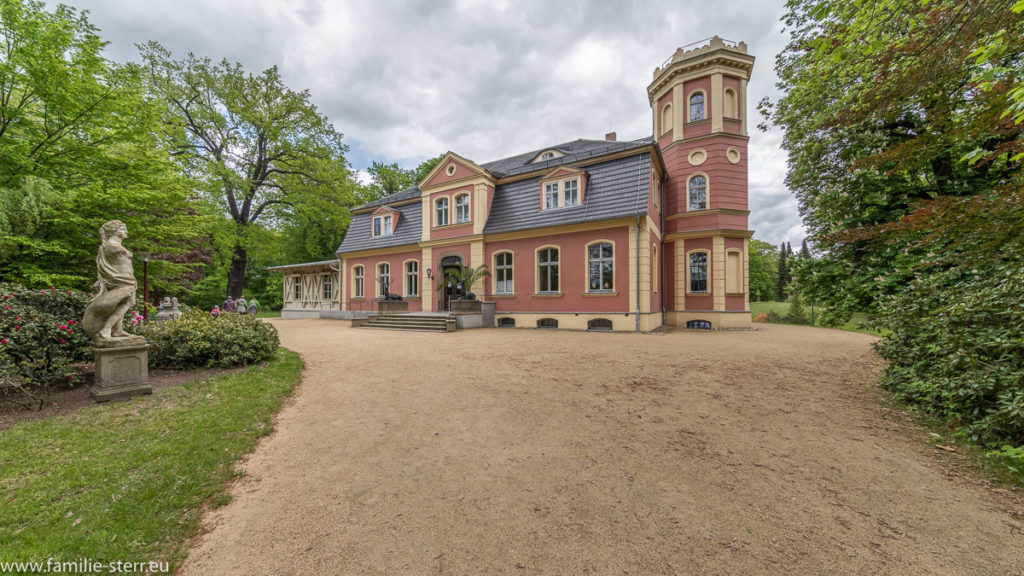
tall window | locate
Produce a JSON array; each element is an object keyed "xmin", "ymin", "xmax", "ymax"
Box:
[
  {"xmin": 690, "ymin": 92, "xmax": 705, "ymax": 121},
  {"xmin": 588, "ymin": 242, "xmax": 613, "ymax": 291},
  {"xmin": 689, "ymin": 253, "xmax": 708, "ymax": 293},
  {"xmin": 495, "ymin": 252, "xmax": 513, "ymax": 294},
  {"xmin": 322, "ymin": 274, "xmax": 332, "ymax": 300},
  {"xmin": 377, "ymin": 263, "xmax": 390, "ymax": 296},
  {"xmin": 405, "ymin": 261, "xmax": 419, "ymax": 297},
  {"xmin": 293, "ymin": 277, "xmax": 302, "ymax": 300},
  {"xmin": 436, "ymin": 198, "xmax": 449, "ymax": 226},
  {"xmin": 661, "ymin": 104, "xmax": 673, "ymax": 135},
  {"xmin": 563, "ymin": 179, "xmax": 579, "ymax": 206},
  {"xmin": 538, "ymin": 248, "xmax": 559, "ymax": 293},
  {"xmin": 353, "ymin": 266, "xmax": 364, "ymax": 298},
  {"xmin": 544, "ymin": 183, "xmax": 558, "ymax": 210},
  {"xmin": 372, "ymin": 214, "xmax": 393, "ymax": 237},
  {"xmin": 455, "ymin": 194, "xmax": 470, "ymax": 223},
  {"xmin": 688, "ymin": 175, "xmax": 707, "ymax": 211}
]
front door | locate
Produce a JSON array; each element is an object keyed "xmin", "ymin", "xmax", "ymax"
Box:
[{"xmin": 439, "ymin": 255, "xmax": 462, "ymax": 312}]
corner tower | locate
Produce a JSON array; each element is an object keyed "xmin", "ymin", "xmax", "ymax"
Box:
[{"xmin": 649, "ymin": 37, "xmax": 755, "ymax": 328}]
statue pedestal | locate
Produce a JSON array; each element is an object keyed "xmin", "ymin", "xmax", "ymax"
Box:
[
  {"xmin": 91, "ymin": 339, "xmax": 151, "ymax": 402},
  {"xmin": 377, "ymin": 301, "xmax": 409, "ymax": 315}
]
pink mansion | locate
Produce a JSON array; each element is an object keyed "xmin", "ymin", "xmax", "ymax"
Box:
[{"xmin": 273, "ymin": 37, "xmax": 755, "ymax": 331}]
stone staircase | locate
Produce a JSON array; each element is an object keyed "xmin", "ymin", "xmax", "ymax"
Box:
[{"xmin": 358, "ymin": 313, "xmax": 455, "ymax": 333}]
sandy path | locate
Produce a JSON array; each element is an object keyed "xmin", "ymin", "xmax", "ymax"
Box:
[{"xmin": 180, "ymin": 321, "xmax": 1023, "ymax": 575}]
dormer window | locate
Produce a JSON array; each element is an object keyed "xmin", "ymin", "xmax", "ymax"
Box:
[
  {"xmin": 531, "ymin": 149, "xmax": 565, "ymax": 163},
  {"xmin": 564, "ymin": 179, "xmax": 579, "ymax": 206},
  {"xmin": 372, "ymin": 214, "xmax": 393, "ymax": 237},
  {"xmin": 541, "ymin": 152, "xmax": 555, "ymax": 160},
  {"xmin": 539, "ymin": 168, "xmax": 587, "ymax": 211},
  {"xmin": 544, "ymin": 183, "xmax": 559, "ymax": 209}
]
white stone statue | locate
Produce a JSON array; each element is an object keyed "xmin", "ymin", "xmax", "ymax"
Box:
[{"xmin": 82, "ymin": 220, "xmax": 143, "ymax": 345}]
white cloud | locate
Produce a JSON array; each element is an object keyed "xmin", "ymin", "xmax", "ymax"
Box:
[{"xmin": 57, "ymin": 0, "xmax": 802, "ymax": 244}]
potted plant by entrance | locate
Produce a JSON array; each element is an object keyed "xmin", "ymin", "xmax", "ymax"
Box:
[{"xmin": 439, "ymin": 265, "xmax": 490, "ymax": 314}]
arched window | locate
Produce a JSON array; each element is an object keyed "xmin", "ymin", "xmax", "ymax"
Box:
[
  {"xmin": 724, "ymin": 88, "xmax": 737, "ymax": 119},
  {"xmin": 689, "ymin": 253, "xmax": 708, "ymax": 293},
  {"xmin": 587, "ymin": 318, "xmax": 613, "ymax": 331},
  {"xmin": 587, "ymin": 242, "xmax": 614, "ymax": 292},
  {"xmin": 689, "ymin": 92, "xmax": 705, "ymax": 121},
  {"xmin": 455, "ymin": 194, "xmax": 470, "ymax": 223},
  {"xmin": 498, "ymin": 317, "xmax": 516, "ymax": 328},
  {"xmin": 405, "ymin": 261, "xmax": 419, "ymax": 297},
  {"xmin": 494, "ymin": 252, "xmax": 513, "ymax": 294},
  {"xmin": 688, "ymin": 175, "xmax": 707, "ymax": 211},
  {"xmin": 377, "ymin": 263, "xmax": 390, "ymax": 297},
  {"xmin": 435, "ymin": 197, "xmax": 449, "ymax": 226},
  {"xmin": 537, "ymin": 248, "xmax": 559, "ymax": 293},
  {"xmin": 687, "ymin": 320, "xmax": 712, "ymax": 330},
  {"xmin": 661, "ymin": 104, "xmax": 673, "ymax": 135},
  {"xmin": 537, "ymin": 318, "xmax": 558, "ymax": 329},
  {"xmin": 353, "ymin": 266, "xmax": 364, "ymax": 298}
]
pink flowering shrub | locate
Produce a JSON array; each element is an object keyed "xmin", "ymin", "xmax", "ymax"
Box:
[{"xmin": 0, "ymin": 283, "xmax": 95, "ymax": 408}]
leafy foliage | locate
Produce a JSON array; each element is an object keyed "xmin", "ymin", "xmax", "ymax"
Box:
[
  {"xmin": 139, "ymin": 42, "xmax": 360, "ymax": 298},
  {"xmin": 0, "ymin": 284, "xmax": 92, "ymax": 408},
  {"xmin": 747, "ymin": 239, "xmax": 779, "ymax": 301},
  {"xmin": 767, "ymin": 0, "xmax": 1024, "ymax": 451},
  {"xmin": 137, "ymin": 310, "xmax": 279, "ymax": 369},
  {"xmin": 0, "ymin": 0, "xmax": 206, "ymax": 290}
]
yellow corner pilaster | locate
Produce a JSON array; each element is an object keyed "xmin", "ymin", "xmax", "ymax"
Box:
[
  {"xmin": 743, "ymin": 238, "xmax": 750, "ymax": 310},
  {"xmin": 421, "ymin": 197, "xmax": 431, "ymax": 241},
  {"xmin": 739, "ymin": 79, "xmax": 748, "ymax": 136},
  {"xmin": 628, "ymin": 221, "xmax": 638, "ymax": 313},
  {"xmin": 470, "ymin": 241, "xmax": 485, "ymax": 294},
  {"xmin": 675, "ymin": 239, "xmax": 686, "ymax": 310},
  {"xmin": 421, "ymin": 246, "xmax": 433, "ymax": 312},
  {"xmin": 711, "ymin": 73, "xmax": 724, "ymax": 134},
  {"xmin": 638, "ymin": 220, "xmax": 650, "ymax": 314},
  {"xmin": 672, "ymin": 84, "xmax": 684, "ymax": 142},
  {"xmin": 473, "ymin": 184, "xmax": 487, "ymax": 235},
  {"xmin": 713, "ymin": 236, "xmax": 726, "ymax": 311}
]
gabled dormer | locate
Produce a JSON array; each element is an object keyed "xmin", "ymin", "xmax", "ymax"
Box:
[
  {"xmin": 370, "ymin": 206, "xmax": 400, "ymax": 238},
  {"xmin": 529, "ymin": 148, "xmax": 566, "ymax": 164},
  {"xmin": 418, "ymin": 151, "xmax": 497, "ymax": 240},
  {"xmin": 538, "ymin": 166, "xmax": 588, "ymax": 211}
]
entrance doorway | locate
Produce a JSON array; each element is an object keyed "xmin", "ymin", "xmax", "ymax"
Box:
[{"xmin": 439, "ymin": 255, "xmax": 462, "ymax": 312}]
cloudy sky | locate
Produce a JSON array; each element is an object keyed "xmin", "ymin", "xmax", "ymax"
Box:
[{"xmin": 58, "ymin": 0, "xmax": 804, "ymax": 246}]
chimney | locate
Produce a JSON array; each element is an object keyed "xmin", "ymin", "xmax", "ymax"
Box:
[{"xmin": 605, "ymin": 132, "xmax": 617, "ymax": 142}]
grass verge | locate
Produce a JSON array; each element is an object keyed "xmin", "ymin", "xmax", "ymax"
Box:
[
  {"xmin": 0, "ymin": 348, "xmax": 303, "ymax": 573},
  {"xmin": 750, "ymin": 301, "xmax": 876, "ymax": 334}
]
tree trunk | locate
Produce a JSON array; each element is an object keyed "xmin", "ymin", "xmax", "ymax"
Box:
[{"xmin": 227, "ymin": 243, "xmax": 247, "ymax": 298}]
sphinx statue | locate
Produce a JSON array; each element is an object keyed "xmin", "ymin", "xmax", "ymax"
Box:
[{"xmin": 82, "ymin": 220, "xmax": 144, "ymax": 345}]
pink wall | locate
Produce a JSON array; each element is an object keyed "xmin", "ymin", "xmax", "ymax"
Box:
[
  {"xmin": 345, "ymin": 249, "xmax": 424, "ymax": 312},
  {"xmin": 428, "ymin": 185, "xmax": 475, "ymax": 240},
  {"xmin": 661, "ymin": 136, "xmax": 748, "ymax": 225},
  {"xmin": 425, "ymin": 159, "xmax": 478, "ymax": 187},
  {"xmin": 484, "ymin": 226, "xmax": 631, "ymax": 313}
]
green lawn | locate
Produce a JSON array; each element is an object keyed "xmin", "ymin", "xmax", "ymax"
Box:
[
  {"xmin": 0, "ymin": 349, "xmax": 302, "ymax": 573},
  {"xmin": 750, "ymin": 301, "xmax": 877, "ymax": 334},
  {"xmin": 256, "ymin": 310, "xmax": 281, "ymax": 318}
]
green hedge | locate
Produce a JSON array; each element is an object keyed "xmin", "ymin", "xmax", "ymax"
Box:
[{"xmin": 137, "ymin": 310, "xmax": 279, "ymax": 369}]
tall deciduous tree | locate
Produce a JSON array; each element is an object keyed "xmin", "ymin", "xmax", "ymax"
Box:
[
  {"xmin": 140, "ymin": 42, "xmax": 358, "ymax": 298},
  {"xmin": 747, "ymin": 239, "xmax": 779, "ymax": 302},
  {"xmin": 0, "ymin": 0, "xmax": 202, "ymax": 289}
]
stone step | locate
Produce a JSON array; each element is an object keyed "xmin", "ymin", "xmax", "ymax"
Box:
[{"xmin": 360, "ymin": 314, "xmax": 453, "ymax": 333}]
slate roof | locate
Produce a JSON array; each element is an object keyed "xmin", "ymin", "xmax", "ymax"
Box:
[
  {"xmin": 483, "ymin": 153, "xmax": 651, "ymax": 235},
  {"xmin": 480, "ymin": 137, "xmax": 655, "ymax": 178},
  {"xmin": 338, "ymin": 137, "xmax": 655, "ymax": 254},
  {"xmin": 337, "ymin": 200, "xmax": 423, "ymax": 254}
]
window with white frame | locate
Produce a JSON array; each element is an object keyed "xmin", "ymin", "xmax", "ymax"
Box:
[
  {"xmin": 688, "ymin": 175, "xmax": 707, "ymax": 211},
  {"xmin": 293, "ymin": 277, "xmax": 302, "ymax": 300},
  {"xmin": 372, "ymin": 214, "xmax": 393, "ymax": 237},
  {"xmin": 689, "ymin": 252, "xmax": 708, "ymax": 293},
  {"xmin": 455, "ymin": 194, "xmax": 470, "ymax": 223},
  {"xmin": 353, "ymin": 266, "xmax": 364, "ymax": 298},
  {"xmin": 541, "ymin": 151, "xmax": 555, "ymax": 160},
  {"xmin": 495, "ymin": 252, "xmax": 513, "ymax": 294},
  {"xmin": 405, "ymin": 261, "xmax": 419, "ymax": 297},
  {"xmin": 435, "ymin": 198, "xmax": 449, "ymax": 226},
  {"xmin": 588, "ymin": 242, "xmax": 613, "ymax": 291},
  {"xmin": 377, "ymin": 263, "xmax": 390, "ymax": 296},
  {"xmin": 544, "ymin": 183, "xmax": 558, "ymax": 210},
  {"xmin": 322, "ymin": 274, "xmax": 332, "ymax": 300},
  {"xmin": 563, "ymin": 179, "xmax": 579, "ymax": 206},
  {"xmin": 690, "ymin": 92, "xmax": 705, "ymax": 121},
  {"xmin": 538, "ymin": 248, "xmax": 559, "ymax": 293}
]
